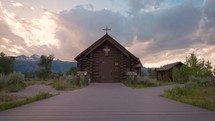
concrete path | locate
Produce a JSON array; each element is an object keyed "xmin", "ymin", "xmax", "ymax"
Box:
[
  {"xmin": 0, "ymin": 83, "xmax": 215, "ymax": 121},
  {"xmin": 8, "ymin": 85, "xmax": 59, "ymax": 97}
]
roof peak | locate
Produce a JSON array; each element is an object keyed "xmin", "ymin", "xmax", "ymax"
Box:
[{"xmin": 75, "ymin": 33, "xmax": 139, "ymax": 62}]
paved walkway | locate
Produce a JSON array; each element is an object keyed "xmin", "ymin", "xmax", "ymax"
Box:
[
  {"xmin": 8, "ymin": 85, "xmax": 59, "ymax": 97},
  {"xmin": 0, "ymin": 83, "xmax": 215, "ymax": 121}
]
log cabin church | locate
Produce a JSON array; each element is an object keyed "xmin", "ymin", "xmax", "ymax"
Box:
[{"xmin": 75, "ymin": 29, "xmax": 142, "ymax": 83}]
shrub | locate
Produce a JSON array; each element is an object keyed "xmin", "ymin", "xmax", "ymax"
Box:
[
  {"xmin": 52, "ymin": 80, "xmax": 68, "ymax": 90},
  {"xmin": 6, "ymin": 72, "xmax": 25, "ymax": 85},
  {"xmin": 0, "ymin": 74, "xmax": 6, "ymax": 90},
  {"xmin": 137, "ymin": 76, "xmax": 159, "ymax": 86},
  {"xmin": 66, "ymin": 75, "xmax": 76, "ymax": 84},
  {"xmin": 124, "ymin": 76, "xmax": 159, "ymax": 87},
  {"xmin": 185, "ymin": 81, "xmax": 199, "ymax": 89},
  {"xmin": 189, "ymin": 76, "xmax": 214, "ymax": 87},
  {"xmin": 52, "ymin": 75, "xmax": 84, "ymax": 90},
  {"xmin": 5, "ymin": 72, "xmax": 26, "ymax": 92},
  {"xmin": 7, "ymin": 83, "xmax": 26, "ymax": 92}
]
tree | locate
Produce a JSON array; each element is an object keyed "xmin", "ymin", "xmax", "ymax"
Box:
[
  {"xmin": 173, "ymin": 53, "xmax": 213, "ymax": 83},
  {"xmin": 147, "ymin": 68, "xmax": 156, "ymax": 79},
  {"xmin": 67, "ymin": 67, "xmax": 77, "ymax": 75},
  {"xmin": 213, "ymin": 66, "xmax": 215, "ymax": 76},
  {"xmin": 37, "ymin": 54, "xmax": 54, "ymax": 79},
  {"xmin": 0, "ymin": 52, "xmax": 14, "ymax": 75},
  {"xmin": 172, "ymin": 65, "xmax": 189, "ymax": 83}
]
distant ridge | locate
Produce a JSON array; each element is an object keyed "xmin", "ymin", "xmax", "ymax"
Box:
[{"xmin": 14, "ymin": 55, "xmax": 77, "ymax": 73}]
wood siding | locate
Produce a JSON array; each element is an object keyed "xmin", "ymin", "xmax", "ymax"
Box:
[
  {"xmin": 77, "ymin": 41, "xmax": 135, "ymax": 82},
  {"xmin": 156, "ymin": 62, "xmax": 183, "ymax": 82},
  {"xmin": 75, "ymin": 34, "xmax": 142, "ymax": 83}
]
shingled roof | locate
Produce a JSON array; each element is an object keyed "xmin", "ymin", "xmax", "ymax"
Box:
[
  {"xmin": 156, "ymin": 62, "xmax": 183, "ymax": 71},
  {"xmin": 75, "ymin": 34, "xmax": 141, "ymax": 66}
]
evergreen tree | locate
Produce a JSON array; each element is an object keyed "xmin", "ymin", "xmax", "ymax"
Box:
[{"xmin": 0, "ymin": 52, "xmax": 14, "ymax": 75}]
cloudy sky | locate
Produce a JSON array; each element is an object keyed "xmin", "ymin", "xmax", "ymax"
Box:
[{"xmin": 0, "ymin": 0, "xmax": 215, "ymax": 67}]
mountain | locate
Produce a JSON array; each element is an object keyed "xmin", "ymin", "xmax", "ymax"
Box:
[
  {"xmin": 14, "ymin": 54, "xmax": 147, "ymax": 75},
  {"xmin": 15, "ymin": 54, "xmax": 41, "ymax": 62},
  {"xmin": 141, "ymin": 66, "xmax": 149, "ymax": 76},
  {"xmin": 14, "ymin": 55, "xmax": 77, "ymax": 73}
]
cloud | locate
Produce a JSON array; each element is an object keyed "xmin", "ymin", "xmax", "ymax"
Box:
[
  {"xmin": 11, "ymin": 2, "xmax": 24, "ymax": 7},
  {"xmin": 1, "ymin": 0, "xmax": 215, "ymax": 67},
  {"xmin": 0, "ymin": 1, "xmax": 3, "ymax": 9},
  {"xmin": 53, "ymin": 6, "xmax": 133, "ymax": 61},
  {"xmin": 0, "ymin": 9, "xmax": 60, "ymax": 58},
  {"xmin": 194, "ymin": 0, "xmax": 215, "ymax": 45},
  {"xmin": 51, "ymin": 1, "xmax": 215, "ymax": 66},
  {"xmin": 30, "ymin": 7, "xmax": 35, "ymax": 10},
  {"xmin": 0, "ymin": 18, "xmax": 29, "ymax": 55},
  {"xmin": 128, "ymin": 0, "xmax": 166, "ymax": 14}
]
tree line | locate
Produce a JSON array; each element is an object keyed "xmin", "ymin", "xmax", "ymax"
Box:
[
  {"xmin": 173, "ymin": 53, "xmax": 215, "ymax": 83},
  {"xmin": 0, "ymin": 52, "xmax": 77, "ymax": 79}
]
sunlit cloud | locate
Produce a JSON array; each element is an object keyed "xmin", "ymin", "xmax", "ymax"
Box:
[
  {"xmin": 30, "ymin": 7, "xmax": 35, "ymax": 10},
  {"xmin": 11, "ymin": 2, "xmax": 24, "ymax": 7},
  {"xmin": 2, "ymin": 9, "xmax": 59, "ymax": 47}
]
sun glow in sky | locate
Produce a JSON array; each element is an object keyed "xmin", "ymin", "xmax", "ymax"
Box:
[{"xmin": 0, "ymin": 0, "xmax": 215, "ymax": 67}]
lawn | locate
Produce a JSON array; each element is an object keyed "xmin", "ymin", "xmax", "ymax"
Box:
[
  {"xmin": 161, "ymin": 86, "xmax": 215, "ymax": 111},
  {"xmin": 0, "ymin": 93, "xmax": 55, "ymax": 111},
  {"xmin": 125, "ymin": 82, "xmax": 176, "ymax": 88}
]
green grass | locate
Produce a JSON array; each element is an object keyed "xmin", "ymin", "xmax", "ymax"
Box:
[
  {"xmin": 124, "ymin": 79, "xmax": 177, "ymax": 89},
  {"xmin": 124, "ymin": 83, "xmax": 151, "ymax": 88},
  {"xmin": 0, "ymin": 93, "xmax": 55, "ymax": 111},
  {"xmin": 161, "ymin": 86, "xmax": 215, "ymax": 111},
  {"xmin": 0, "ymin": 95, "xmax": 23, "ymax": 103}
]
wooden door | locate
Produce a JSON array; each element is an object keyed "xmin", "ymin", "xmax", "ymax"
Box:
[{"xmin": 100, "ymin": 58, "xmax": 114, "ymax": 82}]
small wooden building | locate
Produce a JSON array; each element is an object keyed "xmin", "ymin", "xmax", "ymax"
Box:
[
  {"xmin": 75, "ymin": 34, "xmax": 142, "ymax": 83},
  {"xmin": 155, "ymin": 62, "xmax": 183, "ymax": 81}
]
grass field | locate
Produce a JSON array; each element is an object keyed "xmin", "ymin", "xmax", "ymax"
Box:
[
  {"xmin": 0, "ymin": 93, "xmax": 55, "ymax": 111},
  {"xmin": 124, "ymin": 80, "xmax": 176, "ymax": 88},
  {"xmin": 162, "ymin": 86, "xmax": 215, "ymax": 111}
]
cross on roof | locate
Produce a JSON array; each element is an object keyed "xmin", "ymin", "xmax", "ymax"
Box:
[{"xmin": 102, "ymin": 25, "xmax": 111, "ymax": 34}]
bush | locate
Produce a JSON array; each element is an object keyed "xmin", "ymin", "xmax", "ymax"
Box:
[
  {"xmin": 124, "ymin": 76, "xmax": 160, "ymax": 87},
  {"xmin": 52, "ymin": 80, "xmax": 68, "ymax": 90},
  {"xmin": 66, "ymin": 75, "xmax": 77, "ymax": 84},
  {"xmin": 1, "ymin": 72, "xmax": 26, "ymax": 92},
  {"xmin": 137, "ymin": 76, "xmax": 159, "ymax": 86},
  {"xmin": 185, "ymin": 81, "xmax": 199, "ymax": 89},
  {"xmin": 189, "ymin": 76, "xmax": 215, "ymax": 87},
  {"xmin": 6, "ymin": 72, "xmax": 25, "ymax": 85},
  {"xmin": 52, "ymin": 75, "xmax": 84, "ymax": 91},
  {"xmin": 0, "ymin": 74, "xmax": 6, "ymax": 89}
]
